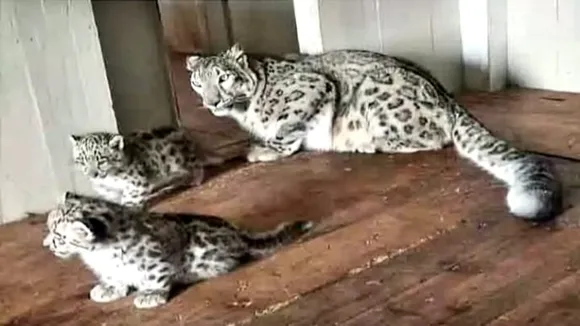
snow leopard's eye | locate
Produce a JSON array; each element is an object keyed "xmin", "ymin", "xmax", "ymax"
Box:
[
  {"xmin": 218, "ymin": 74, "xmax": 229, "ymax": 83},
  {"xmin": 190, "ymin": 79, "xmax": 201, "ymax": 88}
]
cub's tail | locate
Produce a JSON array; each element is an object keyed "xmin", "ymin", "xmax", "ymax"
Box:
[
  {"xmin": 450, "ymin": 104, "xmax": 562, "ymax": 221},
  {"xmin": 242, "ymin": 221, "xmax": 314, "ymax": 258}
]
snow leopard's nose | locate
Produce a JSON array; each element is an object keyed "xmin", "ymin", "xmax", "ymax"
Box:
[{"xmin": 204, "ymin": 99, "xmax": 220, "ymax": 108}]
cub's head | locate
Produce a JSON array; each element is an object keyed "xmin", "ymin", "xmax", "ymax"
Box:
[
  {"xmin": 186, "ymin": 43, "xmax": 258, "ymax": 117},
  {"xmin": 43, "ymin": 192, "xmax": 115, "ymax": 259},
  {"xmin": 69, "ymin": 132, "xmax": 128, "ymax": 178}
]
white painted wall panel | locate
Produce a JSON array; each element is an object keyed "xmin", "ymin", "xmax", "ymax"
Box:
[
  {"xmin": 380, "ymin": 0, "xmax": 462, "ymax": 92},
  {"xmin": 507, "ymin": 0, "xmax": 580, "ymax": 92},
  {"xmin": 318, "ymin": 0, "xmax": 381, "ymax": 53},
  {"xmin": 0, "ymin": 0, "xmax": 117, "ymax": 223},
  {"xmin": 296, "ymin": 0, "xmax": 463, "ymax": 92}
]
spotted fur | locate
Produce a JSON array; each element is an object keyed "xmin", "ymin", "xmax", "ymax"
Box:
[
  {"xmin": 43, "ymin": 192, "xmax": 313, "ymax": 309},
  {"xmin": 186, "ymin": 44, "xmax": 562, "ymax": 221},
  {"xmin": 70, "ymin": 126, "xmax": 223, "ymax": 207}
]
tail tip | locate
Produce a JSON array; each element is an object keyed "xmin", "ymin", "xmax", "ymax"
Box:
[{"xmin": 507, "ymin": 185, "xmax": 562, "ymax": 221}]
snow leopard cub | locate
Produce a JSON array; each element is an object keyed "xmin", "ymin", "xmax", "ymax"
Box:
[
  {"xmin": 43, "ymin": 192, "xmax": 314, "ymax": 309},
  {"xmin": 70, "ymin": 126, "xmax": 223, "ymax": 208},
  {"xmin": 186, "ymin": 43, "xmax": 562, "ymax": 221}
]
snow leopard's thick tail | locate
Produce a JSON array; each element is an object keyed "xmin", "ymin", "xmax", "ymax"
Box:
[
  {"xmin": 450, "ymin": 104, "xmax": 562, "ymax": 221},
  {"xmin": 242, "ymin": 221, "xmax": 314, "ymax": 258}
]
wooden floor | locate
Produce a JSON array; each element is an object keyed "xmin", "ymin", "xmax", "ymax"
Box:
[{"xmin": 2, "ymin": 89, "xmax": 580, "ymax": 326}]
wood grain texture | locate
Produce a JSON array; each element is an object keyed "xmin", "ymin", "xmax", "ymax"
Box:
[
  {"xmin": 92, "ymin": 0, "xmax": 177, "ymax": 134},
  {"xmin": 227, "ymin": 0, "xmax": 299, "ymax": 54},
  {"xmin": 464, "ymin": 89, "xmax": 580, "ymax": 160},
  {"xmin": 157, "ymin": 0, "xmax": 298, "ymax": 54},
  {"xmin": 157, "ymin": 0, "xmax": 211, "ymax": 53},
  {"xmin": 249, "ymin": 186, "xmax": 580, "ymax": 326}
]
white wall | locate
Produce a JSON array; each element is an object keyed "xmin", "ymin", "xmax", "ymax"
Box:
[
  {"xmin": 294, "ymin": 0, "xmax": 580, "ymax": 93},
  {"xmin": 0, "ymin": 0, "xmax": 117, "ymax": 223},
  {"xmin": 294, "ymin": 0, "xmax": 463, "ymax": 92},
  {"xmin": 507, "ymin": 0, "xmax": 580, "ymax": 93}
]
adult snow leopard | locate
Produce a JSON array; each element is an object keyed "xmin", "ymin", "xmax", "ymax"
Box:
[{"xmin": 185, "ymin": 43, "xmax": 562, "ymax": 221}]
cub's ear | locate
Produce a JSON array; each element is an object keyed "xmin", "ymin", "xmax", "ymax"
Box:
[
  {"xmin": 62, "ymin": 191, "xmax": 88, "ymax": 203},
  {"xmin": 224, "ymin": 43, "xmax": 248, "ymax": 67},
  {"xmin": 108, "ymin": 135, "xmax": 124, "ymax": 150},
  {"xmin": 70, "ymin": 218, "xmax": 108, "ymax": 242},
  {"xmin": 63, "ymin": 191, "xmax": 76, "ymax": 201},
  {"xmin": 69, "ymin": 135, "xmax": 81, "ymax": 144},
  {"xmin": 186, "ymin": 55, "xmax": 201, "ymax": 71},
  {"xmin": 46, "ymin": 208, "xmax": 64, "ymax": 226}
]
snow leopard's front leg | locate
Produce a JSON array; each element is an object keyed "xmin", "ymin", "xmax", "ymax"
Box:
[
  {"xmin": 245, "ymin": 71, "xmax": 336, "ymax": 163},
  {"xmin": 247, "ymin": 122, "xmax": 307, "ymax": 163}
]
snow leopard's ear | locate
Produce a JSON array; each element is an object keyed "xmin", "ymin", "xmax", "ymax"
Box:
[
  {"xmin": 70, "ymin": 217, "xmax": 108, "ymax": 242},
  {"xmin": 69, "ymin": 134, "xmax": 82, "ymax": 145},
  {"xmin": 186, "ymin": 55, "xmax": 201, "ymax": 72},
  {"xmin": 224, "ymin": 43, "xmax": 248, "ymax": 67},
  {"xmin": 46, "ymin": 207, "xmax": 64, "ymax": 226},
  {"xmin": 63, "ymin": 191, "xmax": 76, "ymax": 202},
  {"xmin": 108, "ymin": 135, "xmax": 124, "ymax": 151}
]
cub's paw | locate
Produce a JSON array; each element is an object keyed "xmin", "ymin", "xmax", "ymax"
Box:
[
  {"xmin": 133, "ymin": 291, "xmax": 169, "ymax": 309},
  {"xmin": 89, "ymin": 284, "xmax": 128, "ymax": 303},
  {"xmin": 247, "ymin": 146, "xmax": 284, "ymax": 163}
]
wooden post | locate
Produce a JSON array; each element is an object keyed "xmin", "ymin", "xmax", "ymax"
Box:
[{"xmin": 459, "ymin": 0, "xmax": 508, "ymax": 91}]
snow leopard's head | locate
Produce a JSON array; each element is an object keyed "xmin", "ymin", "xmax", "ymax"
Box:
[
  {"xmin": 186, "ymin": 43, "xmax": 258, "ymax": 117},
  {"xmin": 43, "ymin": 192, "xmax": 117, "ymax": 259},
  {"xmin": 69, "ymin": 132, "xmax": 128, "ymax": 178}
]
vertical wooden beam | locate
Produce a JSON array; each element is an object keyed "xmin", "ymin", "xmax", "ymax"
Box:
[
  {"xmin": 459, "ymin": 0, "xmax": 507, "ymax": 91},
  {"xmin": 92, "ymin": 0, "xmax": 177, "ymax": 134},
  {"xmin": 228, "ymin": 0, "xmax": 299, "ymax": 54},
  {"xmin": 292, "ymin": 0, "xmax": 324, "ymax": 54}
]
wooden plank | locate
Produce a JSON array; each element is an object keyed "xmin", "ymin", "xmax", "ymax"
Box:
[
  {"xmin": 249, "ymin": 205, "xmax": 580, "ymax": 326},
  {"xmin": 487, "ymin": 272, "xmax": 580, "ymax": 326},
  {"xmin": 248, "ymin": 217, "xmax": 521, "ymax": 326},
  {"xmin": 227, "ymin": 0, "xmax": 299, "ymax": 54},
  {"xmin": 459, "ymin": 0, "xmax": 508, "ymax": 91},
  {"xmin": 460, "ymin": 89, "xmax": 580, "ymax": 160},
  {"xmin": 157, "ymin": 0, "xmax": 210, "ymax": 53},
  {"xmin": 92, "ymin": 0, "xmax": 176, "ymax": 133}
]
